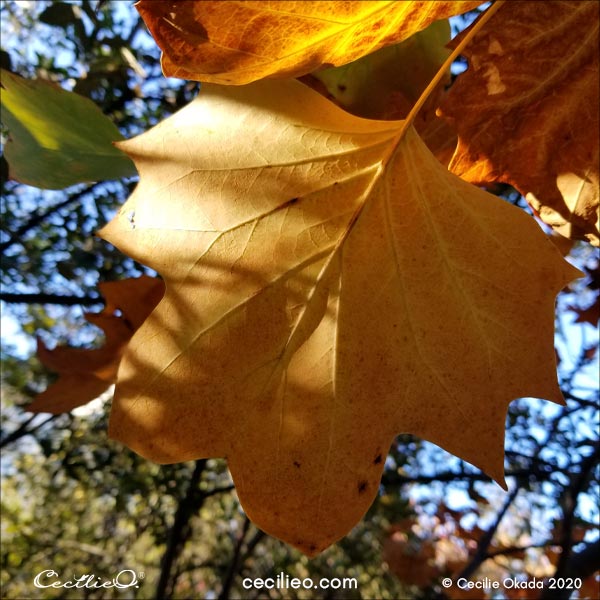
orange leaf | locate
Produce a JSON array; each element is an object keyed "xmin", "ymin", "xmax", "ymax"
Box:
[
  {"xmin": 137, "ymin": 0, "xmax": 482, "ymax": 84},
  {"xmin": 383, "ymin": 531, "xmax": 439, "ymax": 587},
  {"xmin": 579, "ymin": 574, "xmax": 600, "ymax": 600},
  {"xmin": 570, "ymin": 298, "xmax": 600, "ymax": 327},
  {"xmin": 440, "ymin": 1, "xmax": 599, "ymax": 245},
  {"xmin": 29, "ymin": 276, "xmax": 164, "ymax": 414}
]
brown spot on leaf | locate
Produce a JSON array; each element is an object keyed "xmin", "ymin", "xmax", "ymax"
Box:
[
  {"xmin": 358, "ymin": 480, "xmax": 368, "ymax": 494},
  {"xmin": 293, "ymin": 460, "xmax": 301, "ymax": 468},
  {"xmin": 373, "ymin": 453, "xmax": 383, "ymax": 465}
]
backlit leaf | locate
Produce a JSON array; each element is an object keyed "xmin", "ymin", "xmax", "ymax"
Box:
[
  {"xmin": 29, "ymin": 276, "xmax": 164, "ymax": 414},
  {"xmin": 99, "ymin": 79, "xmax": 579, "ymax": 554},
  {"xmin": 313, "ymin": 19, "xmax": 451, "ymax": 119},
  {"xmin": 0, "ymin": 69, "xmax": 136, "ymax": 189},
  {"xmin": 439, "ymin": 1, "xmax": 600, "ymax": 245},
  {"xmin": 136, "ymin": 0, "xmax": 483, "ymax": 84}
]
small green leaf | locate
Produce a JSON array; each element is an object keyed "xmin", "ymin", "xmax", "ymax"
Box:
[
  {"xmin": 313, "ymin": 20, "xmax": 451, "ymax": 118},
  {"xmin": 0, "ymin": 69, "xmax": 136, "ymax": 189}
]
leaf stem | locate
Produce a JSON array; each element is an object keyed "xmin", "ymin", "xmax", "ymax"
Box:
[{"xmin": 403, "ymin": 0, "xmax": 506, "ymax": 132}]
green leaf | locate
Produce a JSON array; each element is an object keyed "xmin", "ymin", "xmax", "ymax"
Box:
[
  {"xmin": 313, "ymin": 19, "xmax": 452, "ymax": 119},
  {"xmin": 0, "ymin": 69, "xmax": 136, "ymax": 189}
]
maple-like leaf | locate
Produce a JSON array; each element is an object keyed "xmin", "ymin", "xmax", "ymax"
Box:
[
  {"xmin": 439, "ymin": 1, "xmax": 600, "ymax": 245},
  {"xmin": 136, "ymin": 0, "xmax": 483, "ymax": 85},
  {"xmin": 99, "ymin": 80, "xmax": 580, "ymax": 555},
  {"xmin": 0, "ymin": 69, "xmax": 136, "ymax": 189},
  {"xmin": 29, "ymin": 276, "xmax": 164, "ymax": 414}
]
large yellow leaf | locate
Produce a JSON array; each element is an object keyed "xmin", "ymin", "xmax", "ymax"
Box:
[
  {"xmin": 29, "ymin": 276, "xmax": 164, "ymax": 414},
  {"xmin": 99, "ymin": 80, "xmax": 579, "ymax": 555},
  {"xmin": 439, "ymin": 1, "xmax": 599, "ymax": 245},
  {"xmin": 136, "ymin": 0, "xmax": 483, "ymax": 84}
]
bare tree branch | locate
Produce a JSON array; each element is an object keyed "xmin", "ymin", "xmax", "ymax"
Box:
[
  {"xmin": 457, "ymin": 485, "xmax": 520, "ymax": 581},
  {"xmin": 541, "ymin": 444, "xmax": 600, "ymax": 600},
  {"xmin": 218, "ymin": 516, "xmax": 252, "ymax": 600},
  {"xmin": 565, "ymin": 539, "xmax": 600, "ymax": 582},
  {"xmin": 203, "ymin": 483, "xmax": 235, "ymax": 499},
  {"xmin": 0, "ymin": 414, "xmax": 57, "ymax": 448},
  {"xmin": 0, "ymin": 292, "xmax": 102, "ymax": 306},
  {"xmin": 382, "ymin": 466, "xmax": 556, "ymax": 487},
  {"xmin": 0, "ymin": 184, "xmax": 99, "ymax": 254},
  {"xmin": 155, "ymin": 459, "xmax": 207, "ymax": 600}
]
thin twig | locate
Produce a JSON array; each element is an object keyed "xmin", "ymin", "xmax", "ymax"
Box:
[
  {"xmin": 0, "ymin": 184, "xmax": 98, "ymax": 254},
  {"xmin": 543, "ymin": 444, "xmax": 600, "ymax": 599},
  {"xmin": 0, "ymin": 414, "xmax": 57, "ymax": 448},
  {"xmin": 202, "ymin": 483, "xmax": 235, "ymax": 499},
  {"xmin": 382, "ymin": 466, "xmax": 555, "ymax": 487},
  {"xmin": 0, "ymin": 292, "xmax": 102, "ymax": 306},
  {"xmin": 457, "ymin": 485, "xmax": 520, "ymax": 580},
  {"xmin": 402, "ymin": 0, "xmax": 505, "ymax": 133}
]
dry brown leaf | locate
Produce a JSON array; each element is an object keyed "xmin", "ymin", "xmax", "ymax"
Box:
[
  {"xmin": 547, "ymin": 232, "xmax": 575, "ymax": 257},
  {"xmin": 136, "ymin": 0, "xmax": 482, "ymax": 84},
  {"xmin": 570, "ymin": 298, "xmax": 600, "ymax": 327},
  {"xmin": 383, "ymin": 519, "xmax": 475, "ymax": 592},
  {"xmin": 99, "ymin": 79, "xmax": 579, "ymax": 555},
  {"xmin": 29, "ymin": 276, "xmax": 164, "ymax": 414},
  {"xmin": 383, "ymin": 530, "xmax": 439, "ymax": 587},
  {"xmin": 579, "ymin": 574, "xmax": 600, "ymax": 600},
  {"xmin": 440, "ymin": 1, "xmax": 600, "ymax": 245}
]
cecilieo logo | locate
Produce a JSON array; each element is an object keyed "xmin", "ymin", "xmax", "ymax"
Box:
[{"xmin": 33, "ymin": 569, "xmax": 143, "ymax": 590}]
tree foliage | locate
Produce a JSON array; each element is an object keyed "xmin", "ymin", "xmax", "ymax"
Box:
[{"xmin": 1, "ymin": 1, "xmax": 598, "ymax": 599}]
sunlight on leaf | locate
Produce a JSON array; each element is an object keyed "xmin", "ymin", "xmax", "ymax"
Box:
[
  {"xmin": 0, "ymin": 69, "xmax": 136, "ymax": 189},
  {"xmin": 136, "ymin": 0, "xmax": 483, "ymax": 85},
  {"xmin": 440, "ymin": 1, "xmax": 599, "ymax": 245},
  {"xmin": 99, "ymin": 80, "xmax": 580, "ymax": 554}
]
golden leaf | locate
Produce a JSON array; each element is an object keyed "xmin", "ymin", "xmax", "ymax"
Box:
[
  {"xmin": 439, "ymin": 1, "xmax": 600, "ymax": 245},
  {"xmin": 136, "ymin": 0, "xmax": 483, "ymax": 84},
  {"xmin": 29, "ymin": 276, "xmax": 164, "ymax": 414},
  {"xmin": 99, "ymin": 80, "xmax": 579, "ymax": 554}
]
